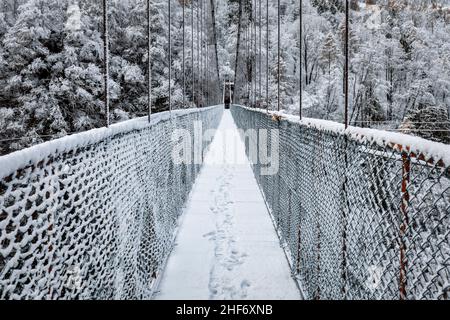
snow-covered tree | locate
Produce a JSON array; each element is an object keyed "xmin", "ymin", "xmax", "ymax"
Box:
[{"xmin": 1, "ymin": 0, "xmax": 68, "ymax": 152}]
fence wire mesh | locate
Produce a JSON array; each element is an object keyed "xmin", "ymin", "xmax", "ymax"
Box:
[
  {"xmin": 231, "ymin": 105, "xmax": 450, "ymax": 300},
  {"xmin": 0, "ymin": 107, "xmax": 223, "ymax": 300}
]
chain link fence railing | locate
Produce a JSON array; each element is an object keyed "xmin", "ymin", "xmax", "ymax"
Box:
[
  {"xmin": 231, "ymin": 105, "xmax": 450, "ymax": 300},
  {"xmin": 0, "ymin": 106, "xmax": 223, "ymax": 300}
]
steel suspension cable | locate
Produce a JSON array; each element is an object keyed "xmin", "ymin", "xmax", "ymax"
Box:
[
  {"xmin": 192, "ymin": 0, "xmax": 195, "ymax": 106},
  {"xmin": 206, "ymin": 0, "xmax": 208, "ymax": 105},
  {"xmin": 168, "ymin": 0, "xmax": 172, "ymax": 113},
  {"xmin": 254, "ymin": 0, "xmax": 257, "ymax": 106},
  {"xmin": 246, "ymin": 21, "xmax": 249, "ymax": 102},
  {"xmin": 197, "ymin": 0, "xmax": 200, "ymax": 107},
  {"xmin": 147, "ymin": 0, "xmax": 152, "ymax": 122},
  {"xmin": 205, "ymin": 3, "xmax": 209, "ymax": 107},
  {"xmin": 259, "ymin": 0, "xmax": 262, "ymax": 104},
  {"xmin": 344, "ymin": 0, "xmax": 349, "ymax": 128},
  {"xmin": 266, "ymin": 0, "xmax": 269, "ymax": 112},
  {"xmin": 205, "ymin": 0, "xmax": 208, "ymax": 105},
  {"xmin": 233, "ymin": 0, "xmax": 244, "ymax": 104},
  {"xmin": 209, "ymin": 0, "xmax": 221, "ymax": 100},
  {"xmin": 204, "ymin": 0, "xmax": 208, "ymax": 106},
  {"xmin": 251, "ymin": 0, "xmax": 254, "ymax": 106},
  {"xmin": 251, "ymin": 2, "xmax": 254, "ymax": 106},
  {"xmin": 200, "ymin": 0, "xmax": 203, "ymax": 106},
  {"xmin": 103, "ymin": 0, "xmax": 110, "ymax": 127},
  {"xmin": 277, "ymin": 0, "xmax": 280, "ymax": 112},
  {"xmin": 299, "ymin": 0, "xmax": 302, "ymax": 120},
  {"xmin": 182, "ymin": 0, "xmax": 186, "ymax": 108}
]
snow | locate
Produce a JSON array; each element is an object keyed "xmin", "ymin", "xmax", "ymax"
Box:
[
  {"xmin": 0, "ymin": 106, "xmax": 220, "ymax": 179},
  {"xmin": 65, "ymin": 4, "xmax": 82, "ymax": 32},
  {"xmin": 364, "ymin": 6, "xmax": 382, "ymax": 30},
  {"xmin": 236, "ymin": 105, "xmax": 450, "ymax": 167},
  {"xmin": 154, "ymin": 110, "xmax": 301, "ymax": 300}
]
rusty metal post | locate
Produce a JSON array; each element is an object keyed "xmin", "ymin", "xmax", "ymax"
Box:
[{"xmin": 400, "ymin": 150, "xmax": 411, "ymax": 300}]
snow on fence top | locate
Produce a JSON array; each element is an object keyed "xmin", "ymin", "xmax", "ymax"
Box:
[
  {"xmin": 0, "ymin": 106, "xmax": 220, "ymax": 180},
  {"xmin": 237, "ymin": 105, "xmax": 450, "ymax": 167}
]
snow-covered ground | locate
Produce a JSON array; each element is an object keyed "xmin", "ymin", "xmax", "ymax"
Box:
[{"xmin": 154, "ymin": 110, "xmax": 300, "ymax": 300}]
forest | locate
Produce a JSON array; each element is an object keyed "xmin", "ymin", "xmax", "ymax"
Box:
[{"xmin": 0, "ymin": 0, "xmax": 449, "ymax": 155}]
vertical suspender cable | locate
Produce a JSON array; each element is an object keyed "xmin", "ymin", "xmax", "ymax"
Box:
[
  {"xmin": 277, "ymin": 0, "xmax": 280, "ymax": 112},
  {"xmin": 299, "ymin": 0, "xmax": 302, "ymax": 120},
  {"xmin": 208, "ymin": 2, "xmax": 210, "ymax": 106},
  {"xmin": 103, "ymin": 0, "xmax": 110, "ymax": 127},
  {"xmin": 248, "ymin": 22, "xmax": 251, "ymax": 102},
  {"xmin": 246, "ymin": 23, "xmax": 249, "ymax": 102},
  {"xmin": 344, "ymin": 0, "xmax": 349, "ymax": 128},
  {"xmin": 243, "ymin": 22, "xmax": 246, "ymax": 101},
  {"xmin": 259, "ymin": 0, "xmax": 262, "ymax": 103},
  {"xmin": 200, "ymin": 0, "xmax": 203, "ymax": 106},
  {"xmin": 197, "ymin": 1, "xmax": 200, "ymax": 107},
  {"xmin": 251, "ymin": 0, "xmax": 254, "ymax": 106},
  {"xmin": 183, "ymin": 0, "xmax": 186, "ymax": 108},
  {"xmin": 342, "ymin": 0, "xmax": 350, "ymax": 298},
  {"xmin": 252, "ymin": 0, "xmax": 255, "ymax": 106},
  {"xmin": 253, "ymin": 0, "xmax": 255, "ymax": 106},
  {"xmin": 253, "ymin": 1, "xmax": 256, "ymax": 106},
  {"xmin": 205, "ymin": 1, "xmax": 208, "ymax": 106},
  {"xmin": 168, "ymin": 0, "xmax": 172, "ymax": 113},
  {"xmin": 148, "ymin": 0, "xmax": 152, "ymax": 122},
  {"xmin": 205, "ymin": 7, "xmax": 208, "ymax": 107},
  {"xmin": 254, "ymin": 0, "xmax": 256, "ymax": 106},
  {"xmin": 192, "ymin": 0, "xmax": 195, "ymax": 106},
  {"xmin": 206, "ymin": 0, "xmax": 209, "ymax": 106},
  {"xmin": 204, "ymin": 0, "xmax": 207, "ymax": 105},
  {"xmin": 200, "ymin": 0, "xmax": 202, "ymax": 106},
  {"xmin": 266, "ymin": 0, "xmax": 269, "ymax": 112},
  {"xmin": 210, "ymin": 0, "xmax": 221, "ymax": 102},
  {"xmin": 209, "ymin": 2, "xmax": 211, "ymax": 105},
  {"xmin": 233, "ymin": 0, "xmax": 243, "ymax": 104},
  {"xmin": 205, "ymin": 0, "xmax": 208, "ymax": 105}
]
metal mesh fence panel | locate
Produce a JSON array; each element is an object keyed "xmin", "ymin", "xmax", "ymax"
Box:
[
  {"xmin": 0, "ymin": 107, "xmax": 223, "ymax": 300},
  {"xmin": 231, "ymin": 105, "xmax": 450, "ymax": 300}
]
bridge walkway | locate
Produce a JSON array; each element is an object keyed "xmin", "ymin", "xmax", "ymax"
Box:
[{"xmin": 154, "ymin": 110, "xmax": 300, "ymax": 300}]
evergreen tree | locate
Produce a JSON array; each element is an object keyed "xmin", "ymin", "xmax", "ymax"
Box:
[
  {"xmin": 320, "ymin": 32, "xmax": 338, "ymax": 76},
  {"xmin": 1, "ymin": 0, "xmax": 68, "ymax": 152},
  {"xmin": 52, "ymin": 2, "xmax": 106, "ymax": 131}
]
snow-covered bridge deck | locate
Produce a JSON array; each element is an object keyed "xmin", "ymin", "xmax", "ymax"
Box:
[{"xmin": 154, "ymin": 111, "xmax": 300, "ymax": 300}]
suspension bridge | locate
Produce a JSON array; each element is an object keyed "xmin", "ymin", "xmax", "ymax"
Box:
[{"xmin": 0, "ymin": 1, "xmax": 450, "ymax": 300}]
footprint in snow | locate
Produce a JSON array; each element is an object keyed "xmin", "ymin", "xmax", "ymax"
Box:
[{"xmin": 203, "ymin": 231, "xmax": 216, "ymax": 239}]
